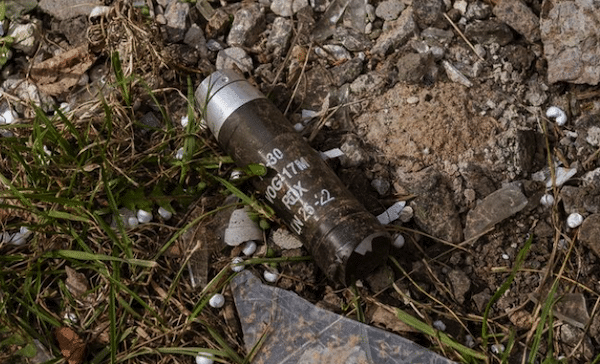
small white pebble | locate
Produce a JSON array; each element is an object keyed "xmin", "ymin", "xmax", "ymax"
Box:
[
  {"xmin": 231, "ymin": 257, "xmax": 245, "ymax": 272},
  {"xmin": 242, "ymin": 241, "xmax": 257, "ymax": 256},
  {"xmin": 208, "ymin": 293, "xmax": 225, "ymax": 308},
  {"xmin": 433, "ymin": 320, "xmax": 446, "ymax": 331},
  {"xmin": 230, "ymin": 170, "xmax": 243, "ymax": 180},
  {"xmin": 175, "ymin": 147, "xmax": 184, "ymax": 160},
  {"xmin": 540, "ymin": 194, "xmax": 554, "ymax": 207},
  {"xmin": 406, "ymin": 96, "xmax": 419, "ymax": 104},
  {"xmin": 546, "ymin": 106, "xmax": 567, "ymax": 126},
  {"xmin": 501, "ymin": 253, "xmax": 510, "ymax": 260},
  {"xmin": 392, "ymin": 234, "xmax": 405, "ymax": 249},
  {"xmin": 42, "ymin": 145, "xmax": 52, "ymax": 157},
  {"xmin": 127, "ymin": 216, "xmax": 139, "ymax": 228},
  {"xmin": 59, "ymin": 102, "xmax": 71, "ymax": 113},
  {"xmin": 567, "ymin": 212, "xmax": 583, "ymax": 228},
  {"xmin": 195, "ymin": 352, "xmax": 214, "ymax": 364},
  {"xmin": 63, "ymin": 312, "xmax": 78, "ymax": 324},
  {"xmin": 263, "ymin": 269, "xmax": 279, "ymax": 283},
  {"xmin": 0, "ymin": 108, "xmax": 17, "ymax": 125},
  {"xmin": 491, "ymin": 343, "xmax": 505, "ymax": 354},
  {"xmin": 158, "ymin": 207, "xmax": 172, "ymax": 220},
  {"xmin": 294, "ymin": 122, "xmax": 305, "ymax": 132},
  {"xmin": 181, "ymin": 115, "xmax": 189, "ymax": 128},
  {"xmin": 137, "ymin": 209, "xmax": 153, "ymax": 224}
]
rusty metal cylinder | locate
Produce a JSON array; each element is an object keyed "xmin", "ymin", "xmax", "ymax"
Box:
[{"xmin": 195, "ymin": 70, "xmax": 390, "ymax": 285}]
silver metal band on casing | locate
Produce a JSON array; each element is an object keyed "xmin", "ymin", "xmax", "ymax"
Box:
[{"xmin": 195, "ymin": 70, "xmax": 265, "ymax": 139}]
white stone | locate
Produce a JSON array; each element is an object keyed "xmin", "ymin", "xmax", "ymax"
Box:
[
  {"xmin": 433, "ymin": 320, "xmax": 446, "ymax": 331},
  {"xmin": 392, "ymin": 234, "xmax": 405, "ymax": 248},
  {"xmin": 63, "ymin": 312, "xmax": 78, "ymax": 324},
  {"xmin": 406, "ymin": 96, "xmax": 419, "ymax": 104},
  {"xmin": 195, "ymin": 352, "xmax": 214, "ymax": 364},
  {"xmin": 127, "ymin": 216, "xmax": 139, "ymax": 228},
  {"xmin": 540, "ymin": 194, "xmax": 554, "ymax": 207},
  {"xmin": 491, "ymin": 343, "xmax": 505, "ymax": 354},
  {"xmin": 242, "ymin": 241, "xmax": 257, "ymax": 256},
  {"xmin": 231, "ymin": 257, "xmax": 245, "ymax": 272},
  {"xmin": 180, "ymin": 115, "xmax": 189, "ymax": 128},
  {"xmin": 567, "ymin": 213, "xmax": 583, "ymax": 228},
  {"xmin": 230, "ymin": 170, "xmax": 243, "ymax": 180},
  {"xmin": 158, "ymin": 207, "xmax": 172, "ymax": 220},
  {"xmin": 209, "ymin": 293, "xmax": 225, "ymax": 308},
  {"xmin": 175, "ymin": 147, "xmax": 184, "ymax": 160},
  {"xmin": 546, "ymin": 106, "xmax": 567, "ymax": 126},
  {"xmin": 0, "ymin": 107, "xmax": 17, "ymax": 125},
  {"xmin": 137, "ymin": 209, "xmax": 153, "ymax": 224},
  {"xmin": 263, "ymin": 269, "xmax": 279, "ymax": 283}
]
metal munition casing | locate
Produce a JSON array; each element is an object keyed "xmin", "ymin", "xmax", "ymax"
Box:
[{"xmin": 196, "ymin": 70, "xmax": 391, "ymax": 285}]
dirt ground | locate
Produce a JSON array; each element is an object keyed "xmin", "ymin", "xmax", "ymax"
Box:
[{"xmin": 3, "ymin": 0, "xmax": 600, "ymax": 363}]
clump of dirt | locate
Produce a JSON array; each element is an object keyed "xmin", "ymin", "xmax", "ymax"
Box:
[{"xmin": 355, "ymin": 82, "xmax": 497, "ymax": 172}]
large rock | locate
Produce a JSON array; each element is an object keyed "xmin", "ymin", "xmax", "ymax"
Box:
[
  {"xmin": 372, "ymin": 8, "xmax": 416, "ymax": 56},
  {"xmin": 227, "ymin": 3, "xmax": 266, "ymax": 47},
  {"xmin": 39, "ymin": 0, "xmax": 102, "ymax": 20},
  {"xmin": 540, "ymin": 0, "xmax": 600, "ymax": 85},
  {"xmin": 397, "ymin": 168, "xmax": 463, "ymax": 243},
  {"xmin": 493, "ymin": 0, "xmax": 540, "ymax": 43},
  {"xmin": 164, "ymin": 1, "xmax": 189, "ymax": 42}
]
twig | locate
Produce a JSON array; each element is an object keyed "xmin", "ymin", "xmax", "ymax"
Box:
[
  {"xmin": 284, "ymin": 43, "xmax": 312, "ymax": 116},
  {"xmin": 443, "ymin": 13, "xmax": 486, "ymax": 64}
]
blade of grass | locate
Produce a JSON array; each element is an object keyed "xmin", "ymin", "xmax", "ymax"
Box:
[
  {"xmin": 482, "ymin": 234, "xmax": 533, "ymax": 349},
  {"xmin": 212, "ymin": 175, "xmax": 274, "ymax": 219},
  {"xmin": 45, "ymin": 250, "xmax": 157, "ymax": 268},
  {"xmin": 202, "ymin": 321, "xmax": 245, "ymax": 364},
  {"xmin": 395, "ymin": 308, "xmax": 487, "ymax": 361},
  {"xmin": 111, "ymin": 52, "xmax": 131, "ymax": 107}
]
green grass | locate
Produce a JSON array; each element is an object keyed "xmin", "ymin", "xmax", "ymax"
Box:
[{"xmin": 0, "ymin": 43, "xmax": 272, "ymax": 364}]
